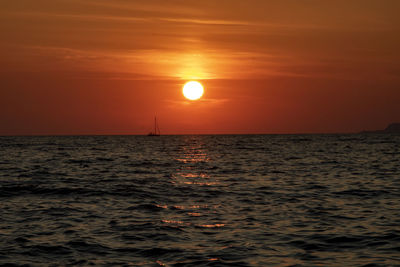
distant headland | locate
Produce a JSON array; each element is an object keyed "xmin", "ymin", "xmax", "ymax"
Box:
[{"xmin": 361, "ymin": 123, "xmax": 400, "ymax": 134}]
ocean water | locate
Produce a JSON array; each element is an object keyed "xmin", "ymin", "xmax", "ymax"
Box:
[{"xmin": 0, "ymin": 134, "xmax": 399, "ymax": 266}]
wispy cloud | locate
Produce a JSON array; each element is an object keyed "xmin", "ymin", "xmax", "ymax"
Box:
[
  {"xmin": 1, "ymin": 0, "xmax": 399, "ymax": 81},
  {"xmin": 165, "ymin": 98, "xmax": 230, "ymax": 109}
]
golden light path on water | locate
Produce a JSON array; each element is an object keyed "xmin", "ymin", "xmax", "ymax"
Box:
[{"xmin": 157, "ymin": 136, "xmax": 225, "ymax": 237}]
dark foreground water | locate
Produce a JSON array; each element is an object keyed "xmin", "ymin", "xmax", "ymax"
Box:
[{"xmin": 0, "ymin": 134, "xmax": 399, "ymax": 266}]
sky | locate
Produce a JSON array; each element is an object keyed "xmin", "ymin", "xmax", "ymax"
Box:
[{"xmin": 1, "ymin": 0, "xmax": 399, "ymax": 135}]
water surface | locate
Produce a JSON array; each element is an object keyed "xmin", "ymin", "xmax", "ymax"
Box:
[{"xmin": 0, "ymin": 134, "xmax": 399, "ymax": 266}]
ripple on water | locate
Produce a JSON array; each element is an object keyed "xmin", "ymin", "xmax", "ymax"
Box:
[{"xmin": 0, "ymin": 134, "xmax": 399, "ymax": 266}]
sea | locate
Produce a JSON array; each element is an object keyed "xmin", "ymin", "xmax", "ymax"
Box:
[{"xmin": 0, "ymin": 134, "xmax": 399, "ymax": 266}]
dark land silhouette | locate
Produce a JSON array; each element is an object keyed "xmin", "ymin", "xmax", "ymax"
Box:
[{"xmin": 361, "ymin": 123, "xmax": 400, "ymax": 134}]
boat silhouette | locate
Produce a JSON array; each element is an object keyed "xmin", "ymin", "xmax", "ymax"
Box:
[{"xmin": 148, "ymin": 116, "xmax": 161, "ymax": 136}]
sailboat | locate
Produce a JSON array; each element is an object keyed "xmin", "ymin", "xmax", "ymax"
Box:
[{"xmin": 148, "ymin": 116, "xmax": 161, "ymax": 136}]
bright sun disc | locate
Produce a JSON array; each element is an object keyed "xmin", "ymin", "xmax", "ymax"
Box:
[{"xmin": 183, "ymin": 81, "xmax": 204, "ymax": 100}]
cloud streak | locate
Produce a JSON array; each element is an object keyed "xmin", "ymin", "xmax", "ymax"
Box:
[{"xmin": 1, "ymin": 0, "xmax": 399, "ymax": 81}]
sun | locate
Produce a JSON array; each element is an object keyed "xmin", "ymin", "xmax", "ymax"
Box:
[{"xmin": 183, "ymin": 81, "xmax": 204, "ymax": 101}]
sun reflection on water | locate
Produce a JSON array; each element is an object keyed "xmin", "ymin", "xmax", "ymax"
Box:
[
  {"xmin": 175, "ymin": 147, "xmax": 209, "ymax": 163},
  {"xmin": 159, "ymin": 137, "xmax": 226, "ymax": 231},
  {"xmin": 172, "ymin": 137, "xmax": 217, "ymax": 186}
]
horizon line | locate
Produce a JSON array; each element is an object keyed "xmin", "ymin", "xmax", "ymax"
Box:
[{"xmin": 0, "ymin": 131, "xmax": 383, "ymax": 137}]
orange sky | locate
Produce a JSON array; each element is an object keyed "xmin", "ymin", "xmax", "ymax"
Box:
[{"xmin": 1, "ymin": 0, "xmax": 399, "ymax": 135}]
